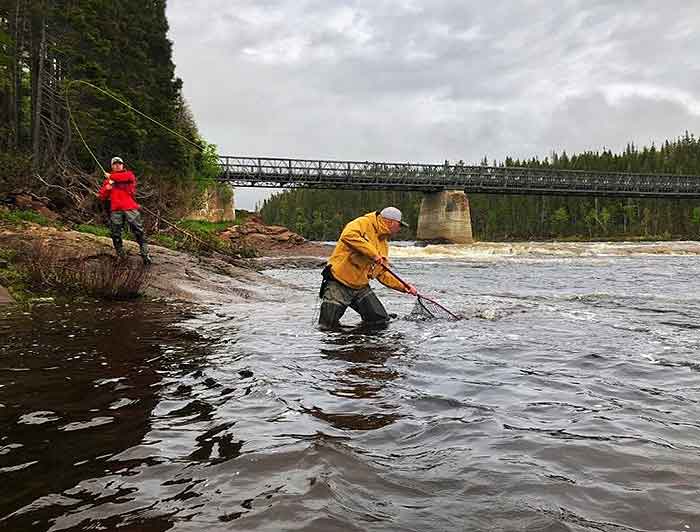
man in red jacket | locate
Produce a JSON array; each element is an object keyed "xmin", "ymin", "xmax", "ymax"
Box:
[{"xmin": 99, "ymin": 156, "xmax": 151, "ymax": 265}]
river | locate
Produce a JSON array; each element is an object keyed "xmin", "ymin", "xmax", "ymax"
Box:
[{"xmin": 2, "ymin": 242, "xmax": 700, "ymax": 531}]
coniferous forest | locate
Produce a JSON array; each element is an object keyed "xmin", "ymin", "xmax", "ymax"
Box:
[{"xmin": 260, "ymin": 134, "xmax": 700, "ymax": 241}]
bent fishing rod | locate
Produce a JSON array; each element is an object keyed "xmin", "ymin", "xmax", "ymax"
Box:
[{"xmin": 65, "ymin": 79, "xmax": 239, "ymax": 259}]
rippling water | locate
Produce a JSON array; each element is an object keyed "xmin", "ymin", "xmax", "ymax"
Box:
[{"xmin": 3, "ymin": 246, "xmax": 700, "ymax": 531}]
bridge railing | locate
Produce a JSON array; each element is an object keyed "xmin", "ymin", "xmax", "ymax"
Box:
[{"xmin": 217, "ymin": 156, "xmax": 700, "ymax": 198}]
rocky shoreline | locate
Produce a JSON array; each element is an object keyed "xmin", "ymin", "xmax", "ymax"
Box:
[
  {"xmin": 0, "ymin": 223, "xmax": 320, "ymax": 306},
  {"xmin": 0, "ymin": 198, "xmax": 337, "ymax": 306}
]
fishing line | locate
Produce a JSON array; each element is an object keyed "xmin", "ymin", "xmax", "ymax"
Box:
[
  {"xmin": 65, "ymin": 79, "xmax": 207, "ymax": 173},
  {"xmin": 64, "ymin": 79, "xmax": 236, "ymax": 259}
]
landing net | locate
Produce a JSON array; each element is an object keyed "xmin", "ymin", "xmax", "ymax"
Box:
[{"xmin": 408, "ymin": 294, "xmax": 462, "ymax": 321}]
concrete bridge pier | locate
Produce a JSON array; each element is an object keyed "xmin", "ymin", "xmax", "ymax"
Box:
[{"xmin": 416, "ymin": 190, "xmax": 473, "ymax": 244}]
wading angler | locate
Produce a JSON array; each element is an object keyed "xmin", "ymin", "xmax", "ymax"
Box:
[
  {"xmin": 319, "ymin": 207, "xmax": 417, "ymax": 329},
  {"xmin": 99, "ymin": 157, "xmax": 152, "ymax": 265}
]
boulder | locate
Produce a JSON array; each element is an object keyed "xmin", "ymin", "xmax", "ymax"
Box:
[{"xmin": 220, "ymin": 217, "xmax": 306, "ymax": 251}]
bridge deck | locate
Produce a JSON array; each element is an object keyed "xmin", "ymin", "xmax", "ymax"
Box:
[{"xmin": 218, "ymin": 156, "xmax": 700, "ymax": 198}]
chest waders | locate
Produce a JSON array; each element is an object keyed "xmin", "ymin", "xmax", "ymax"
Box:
[{"xmin": 318, "ymin": 266, "xmax": 390, "ymax": 329}]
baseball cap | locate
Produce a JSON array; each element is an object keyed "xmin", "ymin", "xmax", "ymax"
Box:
[
  {"xmin": 380, "ymin": 206, "xmax": 409, "ymax": 227},
  {"xmin": 110, "ymin": 156, "xmax": 124, "ymax": 165}
]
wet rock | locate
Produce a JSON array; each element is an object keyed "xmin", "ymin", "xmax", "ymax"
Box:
[{"xmin": 174, "ymin": 384, "xmax": 193, "ymax": 396}]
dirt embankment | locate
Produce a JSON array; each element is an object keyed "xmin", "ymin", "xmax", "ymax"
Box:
[{"xmin": 0, "ymin": 223, "xmax": 301, "ymax": 305}]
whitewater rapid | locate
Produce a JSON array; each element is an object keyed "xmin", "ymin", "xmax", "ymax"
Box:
[{"xmin": 388, "ymin": 240, "xmax": 700, "ymax": 259}]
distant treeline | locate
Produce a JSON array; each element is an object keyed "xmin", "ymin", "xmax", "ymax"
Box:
[{"xmin": 260, "ymin": 133, "xmax": 700, "ymax": 241}]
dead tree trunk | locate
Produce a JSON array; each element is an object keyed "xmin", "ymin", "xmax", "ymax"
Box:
[
  {"xmin": 31, "ymin": 9, "xmax": 45, "ymax": 170},
  {"xmin": 11, "ymin": 0, "xmax": 23, "ymax": 148}
]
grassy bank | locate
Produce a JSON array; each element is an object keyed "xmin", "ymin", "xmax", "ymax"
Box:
[
  {"xmin": 0, "ymin": 209, "xmax": 57, "ymax": 227},
  {"xmin": 154, "ymin": 215, "xmax": 256, "ymax": 257}
]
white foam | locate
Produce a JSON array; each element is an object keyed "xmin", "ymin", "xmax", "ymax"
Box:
[{"xmin": 389, "ymin": 241, "xmax": 700, "ymax": 260}]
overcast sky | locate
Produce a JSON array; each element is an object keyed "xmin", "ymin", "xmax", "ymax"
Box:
[{"xmin": 166, "ymin": 1, "xmax": 700, "ymax": 210}]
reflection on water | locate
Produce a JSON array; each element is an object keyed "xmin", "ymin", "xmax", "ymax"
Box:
[
  {"xmin": 3, "ymin": 252, "xmax": 700, "ymax": 530},
  {"xmin": 311, "ymin": 332, "xmax": 404, "ymax": 431},
  {"xmin": 0, "ymin": 302, "xmax": 211, "ymax": 530}
]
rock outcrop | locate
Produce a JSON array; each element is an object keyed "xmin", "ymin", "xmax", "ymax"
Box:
[
  {"xmin": 220, "ymin": 216, "xmax": 306, "ymax": 252},
  {"xmin": 0, "ymin": 223, "xmax": 297, "ymax": 305},
  {"xmin": 219, "ymin": 216, "xmax": 333, "ymax": 261}
]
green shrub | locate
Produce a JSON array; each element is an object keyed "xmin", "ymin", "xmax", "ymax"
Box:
[
  {"xmin": 0, "ymin": 151, "xmax": 32, "ymax": 189},
  {"xmin": 176, "ymin": 229, "xmax": 234, "ymax": 255},
  {"xmin": 177, "ymin": 219, "xmax": 236, "ymax": 234},
  {"xmin": 76, "ymin": 224, "xmax": 111, "ymax": 237},
  {"xmin": 151, "ymin": 233, "xmax": 178, "ymax": 250},
  {"xmin": 0, "ymin": 209, "xmax": 52, "ymax": 226}
]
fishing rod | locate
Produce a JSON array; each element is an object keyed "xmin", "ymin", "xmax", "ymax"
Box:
[{"xmin": 64, "ymin": 79, "xmax": 240, "ymax": 260}]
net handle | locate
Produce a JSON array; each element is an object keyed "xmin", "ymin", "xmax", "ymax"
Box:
[
  {"xmin": 383, "ymin": 265, "xmax": 461, "ymax": 321},
  {"xmin": 381, "ymin": 265, "xmax": 412, "ymax": 293}
]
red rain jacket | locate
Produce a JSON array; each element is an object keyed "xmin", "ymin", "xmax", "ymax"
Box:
[{"xmin": 98, "ymin": 170, "xmax": 139, "ymax": 211}]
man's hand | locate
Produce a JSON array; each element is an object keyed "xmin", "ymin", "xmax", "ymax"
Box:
[
  {"xmin": 104, "ymin": 171, "xmax": 111, "ymax": 179},
  {"xmin": 405, "ymin": 283, "xmax": 418, "ymax": 296},
  {"xmin": 373, "ymin": 255, "xmax": 389, "ymax": 269}
]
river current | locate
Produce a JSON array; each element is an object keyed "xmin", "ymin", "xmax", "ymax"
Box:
[{"xmin": 2, "ymin": 242, "xmax": 700, "ymax": 531}]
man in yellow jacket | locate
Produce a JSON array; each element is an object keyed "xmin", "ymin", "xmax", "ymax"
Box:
[{"xmin": 319, "ymin": 206, "xmax": 417, "ymax": 329}]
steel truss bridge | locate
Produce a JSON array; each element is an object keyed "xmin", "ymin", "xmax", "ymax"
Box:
[{"xmin": 218, "ymin": 156, "xmax": 700, "ymax": 198}]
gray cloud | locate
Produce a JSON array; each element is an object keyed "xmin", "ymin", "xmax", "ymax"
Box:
[{"xmin": 167, "ymin": 0, "xmax": 700, "ymax": 208}]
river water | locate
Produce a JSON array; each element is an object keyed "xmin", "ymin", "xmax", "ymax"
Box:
[{"xmin": 2, "ymin": 242, "xmax": 700, "ymax": 531}]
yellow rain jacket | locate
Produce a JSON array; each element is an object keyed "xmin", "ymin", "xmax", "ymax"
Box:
[{"xmin": 327, "ymin": 211, "xmax": 406, "ymax": 292}]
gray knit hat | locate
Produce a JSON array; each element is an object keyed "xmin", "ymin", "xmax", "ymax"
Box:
[{"xmin": 380, "ymin": 206, "xmax": 409, "ymax": 227}]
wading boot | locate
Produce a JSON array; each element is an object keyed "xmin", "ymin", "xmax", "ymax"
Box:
[{"xmin": 138, "ymin": 239, "xmax": 151, "ymax": 266}]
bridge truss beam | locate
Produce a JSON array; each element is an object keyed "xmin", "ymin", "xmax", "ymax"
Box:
[{"xmin": 218, "ymin": 156, "xmax": 700, "ymax": 198}]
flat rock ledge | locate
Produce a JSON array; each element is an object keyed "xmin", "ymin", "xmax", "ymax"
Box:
[{"xmin": 0, "ymin": 224, "xmax": 299, "ymax": 305}]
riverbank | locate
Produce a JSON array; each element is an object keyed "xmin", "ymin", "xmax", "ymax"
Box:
[{"xmin": 0, "ymin": 222, "xmax": 300, "ymax": 305}]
